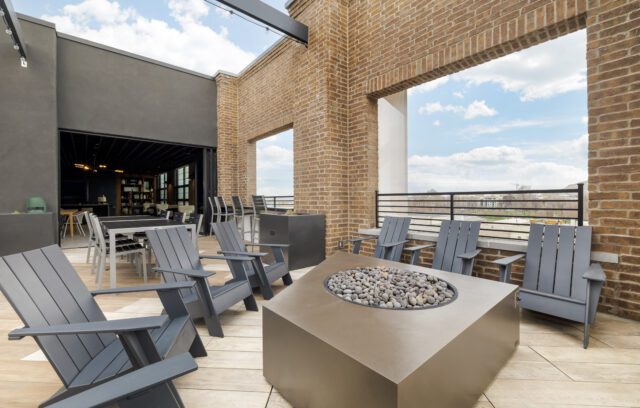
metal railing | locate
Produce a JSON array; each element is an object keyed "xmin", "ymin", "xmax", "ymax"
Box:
[
  {"xmin": 264, "ymin": 195, "xmax": 294, "ymax": 211},
  {"xmin": 375, "ymin": 184, "xmax": 584, "ymax": 242}
]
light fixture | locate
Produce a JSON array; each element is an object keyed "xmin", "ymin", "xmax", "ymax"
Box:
[
  {"xmin": 98, "ymin": 164, "xmax": 107, "ymax": 169},
  {"xmin": 20, "ymin": 57, "xmax": 26, "ymax": 67},
  {"xmin": 115, "ymin": 169, "xmax": 124, "ymax": 174},
  {"xmin": 12, "ymin": 43, "xmax": 18, "ymax": 50},
  {"xmin": 74, "ymin": 163, "xmax": 86, "ymax": 169}
]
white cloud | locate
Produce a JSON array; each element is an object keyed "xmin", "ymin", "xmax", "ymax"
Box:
[
  {"xmin": 461, "ymin": 119, "xmax": 542, "ymax": 135},
  {"xmin": 453, "ymin": 91, "xmax": 464, "ymax": 99},
  {"xmin": 257, "ymin": 145, "xmax": 293, "ymax": 169},
  {"xmin": 455, "ymin": 30, "xmax": 587, "ymax": 101},
  {"xmin": 419, "ymin": 100, "xmax": 497, "ymax": 120},
  {"xmin": 407, "ymin": 135, "xmax": 587, "ymax": 191},
  {"xmin": 419, "ymin": 102, "xmax": 461, "ymax": 115},
  {"xmin": 581, "ymin": 116, "xmax": 588, "ymax": 124},
  {"xmin": 408, "ymin": 76, "xmax": 450, "ymax": 95},
  {"xmin": 433, "ymin": 120, "xmax": 441, "ymax": 127},
  {"xmin": 463, "ymin": 100, "xmax": 497, "ymax": 119},
  {"xmin": 42, "ymin": 0, "xmax": 255, "ymax": 75}
]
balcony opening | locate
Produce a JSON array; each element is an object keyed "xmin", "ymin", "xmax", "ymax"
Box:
[
  {"xmin": 377, "ymin": 30, "xmax": 588, "ymax": 241},
  {"xmin": 256, "ymin": 129, "xmax": 294, "ymax": 211}
]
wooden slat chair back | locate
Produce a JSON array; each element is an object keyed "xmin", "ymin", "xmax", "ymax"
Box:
[
  {"xmin": 522, "ymin": 224, "xmax": 590, "ymax": 299},
  {"xmin": 432, "ymin": 220, "xmax": 481, "ymax": 274},
  {"xmin": 214, "ymin": 221, "xmax": 264, "ymax": 282},
  {"xmin": 495, "ymin": 223, "xmax": 606, "ymax": 348},
  {"xmin": 375, "ymin": 217, "xmax": 411, "ymax": 261},
  {"xmin": 350, "ymin": 217, "xmax": 411, "ymax": 262},
  {"xmin": 0, "ymin": 246, "xmax": 113, "ymax": 386},
  {"xmin": 146, "ymin": 228, "xmax": 201, "ymax": 300},
  {"xmin": 213, "ymin": 221, "xmax": 292, "ymax": 300},
  {"xmin": 147, "ymin": 226, "xmax": 258, "ymax": 337}
]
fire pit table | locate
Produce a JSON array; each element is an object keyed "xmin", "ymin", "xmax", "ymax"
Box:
[{"xmin": 263, "ymin": 252, "xmax": 519, "ymax": 408}]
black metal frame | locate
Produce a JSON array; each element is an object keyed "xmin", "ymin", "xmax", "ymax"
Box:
[
  {"xmin": 264, "ymin": 195, "xmax": 294, "ymax": 211},
  {"xmin": 213, "ymin": 0, "xmax": 309, "ymax": 45},
  {"xmin": 0, "ymin": 0, "xmax": 28, "ymax": 64},
  {"xmin": 375, "ymin": 184, "xmax": 584, "ymax": 243}
]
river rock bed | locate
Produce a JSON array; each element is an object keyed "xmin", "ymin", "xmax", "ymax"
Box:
[{"xmin": 325, "ymin": 266, "xmax": 456, "ymax": 309}]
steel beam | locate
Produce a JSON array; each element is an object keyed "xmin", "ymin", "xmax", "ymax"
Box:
[
  {"xmin": 215, "ymin": 0, "xmax": 308, "ymax": 45},
  {"xmin": 0, "ymin": 0, "xmax": 28, "ymax": 65}
]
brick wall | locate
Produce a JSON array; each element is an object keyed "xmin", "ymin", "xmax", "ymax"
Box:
[
  {"xmin": 586, "ymin": 0, "xmax": 640, "ymax": 319},
  {"xmin": 215, "ymin": 0, "xmax": 640, "ymax": 319}
]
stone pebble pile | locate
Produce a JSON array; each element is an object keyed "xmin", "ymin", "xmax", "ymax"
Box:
[{"xmin": 325, "ymin": 266, "xmax": 455, "ymax": 309}]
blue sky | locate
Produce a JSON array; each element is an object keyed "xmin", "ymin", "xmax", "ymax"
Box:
[{"xmin": 14, "ymin": 1, "xmax": 588, "ymax": 195}]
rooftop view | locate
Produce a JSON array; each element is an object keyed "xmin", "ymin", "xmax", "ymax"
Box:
[{"xmin": 0, "ymin": 0, "xmax": 638, "ymax": 407}]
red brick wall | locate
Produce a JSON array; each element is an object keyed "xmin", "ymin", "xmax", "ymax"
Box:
[{"xmin": 216, "ymin": 0, "xmax": 640, "ymax": 319}]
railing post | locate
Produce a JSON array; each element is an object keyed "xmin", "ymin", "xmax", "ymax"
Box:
[
  {"xmin": 375, "ymin": 190, "xmax": 379, "ymax": 228},
  {"xmin": 449, "ymin": 193, "xmax": 455, "ymax": 220},
  {"xmin": 577, "ymin": 183, "xmax": 584, "ymax": 226}
]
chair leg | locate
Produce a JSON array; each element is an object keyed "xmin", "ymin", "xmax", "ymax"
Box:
[
  {"xmin": 96, "ymin": 252, "xmax": 106, "ymax": 288},
  {"xmin": 189, "ymin": 334, "xmax": 207, "ymax": 358},
  {"xmin": 141, "ymin": 251, "xmax": 148, "ymax": 283},
  {"xmin": 282, "ymin": 273, "xmax": 293, "ymax": 286},
  {"xmin": 244, "ymin": 294, "xmax": 259, "ymax": 311},
  {"xmin": 204, "ymin": 314, "xmax": 225, "ymax": 338},
  {"xmin": 583, "ymin": 321, "xmax": 590, "ymax": 349},
  {"xmin": 86, "ymin": 241, "xmax": 93, "ymax": 264}
]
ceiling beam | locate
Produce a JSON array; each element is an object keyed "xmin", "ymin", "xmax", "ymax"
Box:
[
  {"xmin": 214, "ymin": 0, "xmax": 308, "ymax": 45},
  {"xmin": 0, "ymin": 0, "xmax": 28, "ymax": 65}
]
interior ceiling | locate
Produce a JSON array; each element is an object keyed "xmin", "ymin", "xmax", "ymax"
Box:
[{"xmin": 59, "ymin": 131, "xmax": 203, "ymax": 174}]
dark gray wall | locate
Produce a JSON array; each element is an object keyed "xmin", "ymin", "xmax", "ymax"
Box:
[
  {"xmin": 57, "ymin": 35, "xmax": 217, "ymax": 147},
  {"xmin": 0, "ymin": 17, "xmax": 58, "ymax": 214}
]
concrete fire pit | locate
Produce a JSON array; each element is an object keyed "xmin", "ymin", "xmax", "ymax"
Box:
[{"xmin": 263, "ymin": 252, "xmax": 519, "ymax": 408}]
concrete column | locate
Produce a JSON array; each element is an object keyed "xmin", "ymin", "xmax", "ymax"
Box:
[{"xmin": 377, "ymin": 90, "xmax": 408, "ymax": 194}]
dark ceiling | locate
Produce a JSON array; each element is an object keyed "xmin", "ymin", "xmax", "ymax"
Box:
[{"xmin": 60, "ymin": 131, "xmax": 204, "ymax": 175}]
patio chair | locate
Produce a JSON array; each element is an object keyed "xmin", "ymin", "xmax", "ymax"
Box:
[
  {"xmin": 405, "ymin": 220, "xmax": 482, "ymax": 276},
  {"xmin": 250, "ymin": 195, "xmax": 268, "ymax": 243},
  {"xmin": 0, "ymin": 245, "xmax": 206, "ymax": 407},
  {"xmin": 212, "ymin": 221, "xmax": 292, "ymax": 300},
  {"xmin": 147, "ymin": 226, "xmax": 258, "ymax": 337},
  {"xmin": 349, "ymin": 216, "xmax": 411, "ymax": 262},
  {"xmin": 494, "ymin": 224, "xmax": 605, "ymax": 348},
  {"xmin": 89, "ymin": 214, "xmax": 148, "ymax": 288}
]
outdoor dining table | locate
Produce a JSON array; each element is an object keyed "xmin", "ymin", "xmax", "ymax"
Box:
[{"xmin": 99, "ymin": 216, "xmax": 197, "ymax": 288}]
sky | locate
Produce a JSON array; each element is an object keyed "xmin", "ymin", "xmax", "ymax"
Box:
[{"xmin": 14, "ymin": 1, "xmax": 588, "ymax": 195}]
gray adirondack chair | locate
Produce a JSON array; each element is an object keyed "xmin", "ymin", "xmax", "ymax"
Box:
[
  {"xmin": 494, "ymin": 224, "xmax": 605, "ymax": 348},
  {"xmin": 212, "ymin": 221, "xmax": 292, "ymax": 300},
  {"xmin": 146, "ymin": 226, "xmax": 258, "ymax": 337},
  {"xmin": 0, "ymin": 245, "xmax": 206, "ymax": 407},
  {"xmin": 350, "ymin": 216, "xmax": 411, "ymax": 262},
  {"xmin": 406, "ymin": 220, "xmax": 482, "ymax": 276}
]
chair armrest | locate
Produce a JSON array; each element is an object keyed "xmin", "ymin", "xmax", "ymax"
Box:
[
  {"xmin": 218, "ymin": 250, "xmax": 268, "ymax": 258},
  {"xmin": 200, "ymin": 254, "xmax": 254, "ymax": 262},
  {"xmin": 152, "ymin": 268, "xmax": 214, "ymax": 279},
  {"xmin": 494, "ymin": 254, "xmax": 525, "ymax": 266},
  {"xmin": 349, "ymin": 236, "xmax": 377, "ymax": 243},
  {"xmin": 404, "ymin": 243, "xmax": 435, "ymax": 252},
  {"xmin": 9, "ymin": 316, "xmax": 168, "ymax": 340},
  {"xmin": 457, "ymin": 249, "xmax": 481, "ymax": 260},
  {"xmin": 91, "ymin": 281, "xmax": 197, "ymax": 296},
  {"xmin": 583, "ymin": 263, "xmax": 606, "ymax": 282},
  {"xmin": 246, "ymin": 242, "xmax": 290, "ymax": 248},
  {"xmin": 47, "ymin": 353, "xmax": 197, "ymax": 408},
  {"xmin": 379, "ymin": 240, "xmax": 408, "ymax": 248}
]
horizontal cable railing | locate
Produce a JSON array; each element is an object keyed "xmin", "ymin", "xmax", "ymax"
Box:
[
  {"xmin": 264, "ymin": 195, "xmax": 294, "ymax": 211},
  {"xmin": 375, "ymin": 184, "xmax": 584, "ymax": 243}
]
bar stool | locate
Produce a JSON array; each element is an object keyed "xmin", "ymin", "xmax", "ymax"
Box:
[
  {"xmin": 251, "ymin": 195, "xmax": 267, "ymax": 243},
  {"xmin": 231, "ymin": 195, "xmax": 249, "ymax": 240}
]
